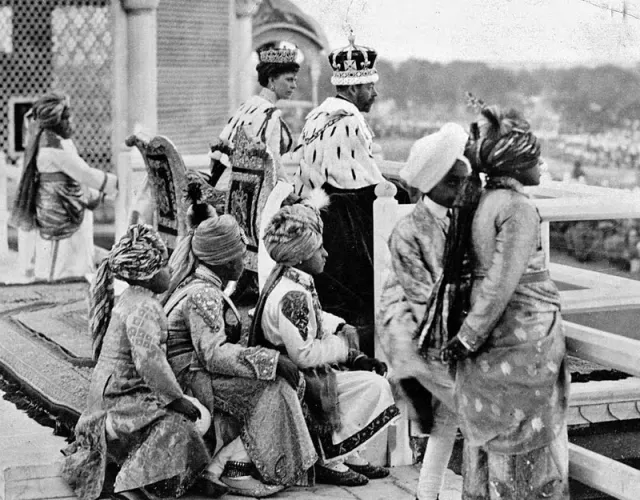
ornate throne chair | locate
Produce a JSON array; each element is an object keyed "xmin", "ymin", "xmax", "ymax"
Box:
[
  {"xmin": 225, "ymin": 127, "xmax": 277, "ymax": 273},
  {"xmin": 125, "ymin": 134, "xmax": 189, "ymax": 253}
]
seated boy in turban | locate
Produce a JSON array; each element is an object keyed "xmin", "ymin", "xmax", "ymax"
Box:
[
  {"xmin": 62, "ymin": 224, "xmax": 219, "ymax": 500},
  {"xmin": 162, "ymin": 181, "xmax": 317, "ymax": 497},
  {"xmin": 249, "ymin": 191, "xmax": 400, "ymax": 487}
]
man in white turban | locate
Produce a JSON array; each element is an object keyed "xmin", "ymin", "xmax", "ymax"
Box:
[{"xmin": 377, "ymin": 122, "xmax": 469, "ymax": 500}]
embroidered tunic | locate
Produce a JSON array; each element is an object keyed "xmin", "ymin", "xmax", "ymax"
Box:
[
  {"xmin": 34, "ymin": 133, "xmax": 117, "ymax": 280},
  {"xmin": 259, "ymin": 266, "xmax": 400, "ymax": 461},
  {"xmin": 62, "ymin": 287, "xmax": 209, "ymax": 500},
  {"xmin": 379, "ymin": 197, "xmax": 450, "ymax": 357},
  {"xmin": 455, "ymin": 182, "xmax": 570, "ymax": 499},
  {"xmin": 164, "ymin": 265, "xmax": 317, "ymax": 485},
  {"xmin": 292, "ymin": 97, "xmax": 384, "ymax": 197},
  {"xmin": 377, "ymin": 196, "xmax": 458, "ymax": 425},
  {"xmin": 218, "ymin": 88, "xmax": 293, "ymax": 181}
]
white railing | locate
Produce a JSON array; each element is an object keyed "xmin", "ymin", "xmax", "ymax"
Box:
[{"xmin": 373, "ymin": 180, "xmax": 640, "ymax": 500}]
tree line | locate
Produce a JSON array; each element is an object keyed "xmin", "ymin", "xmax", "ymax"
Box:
[{"xmin": 302, "ymin": 59, "xmax": 640, "ymax": 134}]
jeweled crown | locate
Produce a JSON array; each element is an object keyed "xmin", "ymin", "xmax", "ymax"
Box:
[
  {"xmin": 259, "ymin": 48, "xmax": 298, "ymax": 64},
  {"xmin": 328, "ymin": 32, "xmax": 379, "ymax": 86}
]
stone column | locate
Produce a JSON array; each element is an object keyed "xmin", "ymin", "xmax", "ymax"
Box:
[
  {"xmin": 233, "ymin": 0, "xmax": 262, "ymax": 110},
  {"xmin": 121, "ymin": 0, "xmax": 159, "ymax": 135},
  {"xmin": 114, "ymin": 0, "xmax": 159, "ymax": 239}
]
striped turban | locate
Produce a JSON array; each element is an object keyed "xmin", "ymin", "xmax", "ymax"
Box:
[
  {"xmin": 90, "ymin": 224, "xmax": 167, "ymax": 360},
  {"xmin": 32, "ymin": 92, "xmax": 70, "ymax": 130},
  {"xmin": 467, "ymin": 105, "xmax": 541, "ymax": 177},
  {"xmin": 263, "ymin": 197, "xmax": 325, "ymax": 266}
]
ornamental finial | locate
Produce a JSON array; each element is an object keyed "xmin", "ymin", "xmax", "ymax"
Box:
[{"xmin": 348, "ymin": 29, "xmax": 356, "ymax": 47}]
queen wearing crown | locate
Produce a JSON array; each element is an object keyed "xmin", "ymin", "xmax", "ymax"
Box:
[{"xmin": 209, "ymin": 43, "xmax": 300, "ymax": 187}]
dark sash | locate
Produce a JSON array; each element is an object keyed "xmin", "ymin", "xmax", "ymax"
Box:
[
  {"xmin": 33, "ymin": 131, "xmax": 86, "ymax": 241},
  {"xmin": 36, "ymin": 171, "xmax": 85, "ymax": 241}
]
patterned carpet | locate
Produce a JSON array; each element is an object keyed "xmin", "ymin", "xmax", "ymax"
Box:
[{"xmin": 0, "ymin": 281, "xmax": 92, "ymax": 430}]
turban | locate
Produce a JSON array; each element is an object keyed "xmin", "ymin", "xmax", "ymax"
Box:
[
  {"xmin": 32, "ymin": 92, "xmax": 70, "ymax": 130},
  {"xmin": 107, "ymin": 224, "xmax": 167, "ymax": 281},
  {"xmin": 162, "ymin": 208, "xmax": 247, "ymax": 305},
  {"xmin": 192, "ymin": 214, "xmax": 247, "ymax": 266},
  {"xmin": 263, "ymin": 193, "xmax": 326, "ymax": 266},
  {"xmin": 90, "ymin": 224, "xmax": 167, "ymax": 360},
  {"xmin": 468, "ymin": 105, "xmax": 541, "ymax": 176},
  {"xmin": 400, "ymin": 123, "xmax": 470, "ymax": 193},
  {"xmin": 10, "ymin": 92, "xmax": 71, "ymax": 230}
]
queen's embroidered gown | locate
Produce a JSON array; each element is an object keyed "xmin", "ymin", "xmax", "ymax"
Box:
[
  {"xmin": 217, "ymin": 87, "xmax": 293, "ymax": 183},
  {"xmin": 62, "ymin": 287, "xmax": 210, "ymax": 500}
]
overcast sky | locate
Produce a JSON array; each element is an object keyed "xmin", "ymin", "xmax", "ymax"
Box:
[{"xmin": 292, "ymin": 0, "xmax": 640, "ymax": 66}]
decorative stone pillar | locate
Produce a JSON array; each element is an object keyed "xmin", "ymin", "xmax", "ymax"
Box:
[
  {"xmin": 233, "ymin": 0, "xmax": 262, "ymax": 110},
  {"xmin": 114, "ymin": 0, "xmax": 159, "ymax": 239},
  {"xmin": 121, "ymin": 0, "xmax": 159, "ymax": 135}
]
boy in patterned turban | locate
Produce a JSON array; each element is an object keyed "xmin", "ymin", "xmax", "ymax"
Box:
[
  {"xmin": 249, "ymin": 192, "xmax": 400, "ymax": 487},
  {"xmin": 63, "ymin": 224, "xmax": 220, "ymax": 500}
]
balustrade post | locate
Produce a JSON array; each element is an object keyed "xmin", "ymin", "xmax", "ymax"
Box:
[
  {"xmin": 0, "ymin": 154, "xmax": 9, "ymax": 258},
  {"xmin": 541, "ymin": 219, "xmax": 551, "ymax": 269},
  {"xmin": 373, "ymin": 180, "xmax": 414, "ymax": 467}
]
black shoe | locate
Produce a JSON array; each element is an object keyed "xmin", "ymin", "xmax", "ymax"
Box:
[
  {"xmin": 314, "ymin": 464, "xmax": 369, "ymax": 486},
  {"xmin": 346, "ymin": 462, "xmax": 390, "ymax": 479}
]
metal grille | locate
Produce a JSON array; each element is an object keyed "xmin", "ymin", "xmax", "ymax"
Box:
[{"xmin": 0, "ymin": 0, "xmax": 112, "ymax": 172}]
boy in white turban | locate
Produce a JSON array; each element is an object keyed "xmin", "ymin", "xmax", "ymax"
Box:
[{"xmin": 378, "ymin": 123, "xmax": 470, "ymax": 500}]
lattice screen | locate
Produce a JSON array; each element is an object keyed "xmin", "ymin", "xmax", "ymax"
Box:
[{"xmin": 0, "ymin": 0, "xmax": 112, "ymax": 172}]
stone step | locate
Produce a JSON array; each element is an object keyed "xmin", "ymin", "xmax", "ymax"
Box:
[
  {"xmin": 0, "ymin": 462, "xmax": 433, "ymax": 500},
  {"xmin": 2, "ymin": 462, "xmax": 74, "ymax": 500}
]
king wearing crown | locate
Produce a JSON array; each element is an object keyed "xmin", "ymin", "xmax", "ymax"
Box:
[{"xmin": 288, "ymin": 33, "xmax": 400, "ymax": 486}]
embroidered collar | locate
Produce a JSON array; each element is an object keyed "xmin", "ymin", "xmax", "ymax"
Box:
[
  {"xmin": 259, "ymin": 87, "xmax": 277, "ymax": 104},
  {"xmin": 485, "ymin": 176, "xmax": 528, "ymax": 196},
  {"xmin": 283, "ymin": 266, "xmax": 315, "ymax": 293},
  {"xmin": 421, "ymin": 195, "xmax": 449, "ymax": 220},
  {"xmin": 194, "ymin": 265, "xmax": 223, "ymax": 289}
]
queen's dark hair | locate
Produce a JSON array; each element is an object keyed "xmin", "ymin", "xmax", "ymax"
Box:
[{"xmin": 256, "ymin": 61, "xmax": 300, "ymax": 88}]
